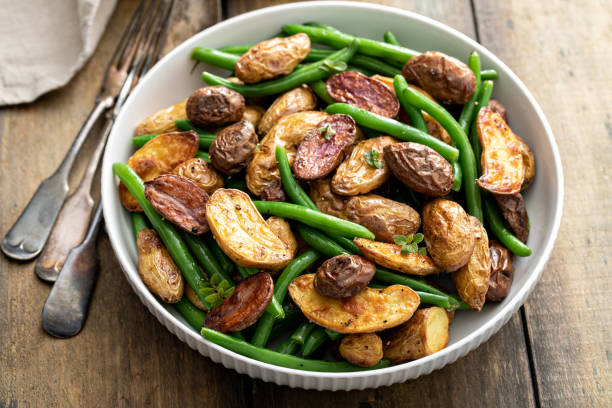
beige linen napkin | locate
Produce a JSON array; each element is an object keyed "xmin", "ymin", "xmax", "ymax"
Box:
[{"xmin": 0, "ymin": 0, "xmax": 117, "ymax": 106}]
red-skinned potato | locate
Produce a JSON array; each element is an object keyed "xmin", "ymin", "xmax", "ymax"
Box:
[
  {"xmin": 186, "ymin": 86, "xmax": 245, "ymax": 128},
  {"xmin": 494, "ymin": 193, "xmax": 530, "ymax": 243},
  {"xmin": 257, "ymin": 85, "xmax": 317, "ymax": 135},
  {"xmin": 354, "ymin": 238, "xmax": 440, "ymax": 276},
  {"xmin": 260, "ymin": 179, "xmax": 287, "ymax": 202},
  {"xmin": 487, "ymin": 240, "xmax": 514, "ymax": 302},
  {"xmin": 209, "ymin": 120, "xmax": 258, "ymax": 176},
  {"xmin": 314, "ymin": 254, "xmax": 376, "ymax": 298}
]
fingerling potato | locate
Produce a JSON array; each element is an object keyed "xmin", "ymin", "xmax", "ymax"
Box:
[
  {"xmin": 257, "ymin": 86, "xmax": 317, "ymax": 135},
  {"xmin": 134, "ymin": 99, "xmax": 186, "ymax": 136},
  {"xmin": 339, "ymin": 333, "xmax": 383, "ymax": 367},
  {"xmin": 487, "ymin": 240, "xmax": 514, "ymax": 302},
  {"xmin": 185, "ymin": 285, "xmax": 207, "ymax": 311},
  {"xmin": 242, "ymin": 105, "xmax": 266, "ymax": 128},
  {"xmin": 186, "ymin": 86, "xmax": 245, "ymax": 128},
  {"xmin": 172, "ymin": 158, "xmax": 224, "ymax": 194},
  {"xmin": 354, "ymin": 238, "xmax": 440, "ymax": 276},
  {"xmin": 309, "ymin": 178, "xmax": 349, "ymax": 218},
  {"xmin": 494, "ymin": 193, "xmax": 530, "ymax": 243},
  {"xmin": 266, "ymin": 216, "xmax": 298, "ymax": 271}
]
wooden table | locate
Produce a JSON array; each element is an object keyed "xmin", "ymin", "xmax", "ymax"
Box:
[{"xmin": 1, "ymin": 1, "xmax": 610, "ymax": 406}]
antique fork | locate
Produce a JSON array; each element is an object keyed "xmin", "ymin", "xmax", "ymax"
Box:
[
  {"xmin": 35, "ymin": 0, "xmax": 173, "ymax": 282},
  {"xmin": 1, "ymin": 1, "xmax": 150, "ymax": 261},
  {"xmin": 41, "ymin": 0, "xmax": 174, "ymax": 337}
]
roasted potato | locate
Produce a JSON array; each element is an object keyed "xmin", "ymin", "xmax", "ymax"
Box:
[
  {"xmin": 242, "ymin": 105, "xmax": 266, "ymax": 128},
  {"xmin": 309, "ymin": 178, "xmax": 349, "ymax": 218},
  {"xmin": 476, "ymin": 106, "xmax": 525, "ymax": 195},
  {"xmin": 354, "ymin": 238, "xmax": 440, "ymax": 276},
  {"xmin": 339, "ymin": 333, "xmax": 383, "ymax": 367},
  {"xmin": 453, "ymin": 216, "xmax": 491, "ymax": 311},
  {"xmin": 257, "ymin": 85, "xmax": 317, "ymax": 135},
  {"xmin": 172, "ymin": 157, "xmax": 224, "ymax": 194},
  {"xmin": 384, "ymin": 142, "xmax": 453, "ymax": 197},
  {"xmin": 488, "ymin": 99, "xmax": 508, "ymax": 122},
  {"xmin": 206, "ymin": 189, "xmax": 293, "ymax": 269},
  {"xmin": 234, "ymin": 33, "xmax": 311, "ymax": 83},
  {"xmin": 402, "ymin": 51, "xmax": 476, "ymax": 104},
  {"xmin": 144, "ymin": 174, "xmax": 210, "ymax": 235},
  {"xmin": 186, "ymin": 86, "xmax": 245, "ymax": 128},
  {"xmin": 134, "ymin": 99, "xmax": 186, "ymax": 136},
  {"xmin": 314, "ymin": 254, "xmax": 376, "ymax": 298},
  {"xmin": 137, "ymin": 229, "xmax": 184, "ymax": 303},
  {"xmin": 494, "ymin": 193, "xmax": 530, "ymax": 243},
  {"xmin": 424, "ymin": 113, "xmax": 453, "ymax": 145},
  {"xmin": 289, "ymin": 274, "xmax": 420, "ymax": 334},
  {"xmin": 120, "ymin": 131, "xmax": 199, "ymax": 211},
  {"xmin": 422, "ymin": 198, "xmax": 475, "ymax": 272},
  {"xmin": 266, "ymin": 216, "xmax": 298, "ymax": 263},
  {"xmin": 518, "ymin": 137, "xmax": 536, "ymax": 191},
  {"xmin": 247, "ymin": 111, "xmax": 329, "ymax": 195},
  {"xmin": 209, "ymin": 120, "xmax": 258, "ymax": 175},
  {"xmin": 345, "ymin": 194, "xmax": 420, "ymax": 243},
  {"xmin": 293, "ymin": 114, "xmax": 358, "ymax": 180},
  {"xmin": 332, "ymin": 136, "xmax": 396, "ymax": 196},
  {"xmin": 487, "ymin": 240, "xmax": 514, "ymax": 302},
  {"xmin": 260, "ymin": 179, "xmax": 287, "ymax": 202},
  {"xmin": 185, "ymin": 285, "xmax": 207, "ymax": 311},
  {"xmin": 383, "ymin": 307, "xmax": 450, "ymax": 363},
  {"xmin": 326, "ymin": 71, "xmax": 400, "ymax": 118},
  {"xmin": 204, "ymin": 273, "xmax": 274, "ymax": 332}
]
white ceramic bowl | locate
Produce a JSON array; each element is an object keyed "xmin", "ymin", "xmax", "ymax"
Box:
[{"xmin": 101, "ymin": 1, "xmax": 563, "ymax": 390}]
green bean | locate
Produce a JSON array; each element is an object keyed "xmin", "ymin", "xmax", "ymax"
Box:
[
  {"xmin": 303, "ymin": 22, "xmax": 340, "ymax": 32},
  {"xmin": 195, "ymin": 151, "xmax": 210, "ymax": 162},
  {"xmin": 310, "ymin": 79, "xmax": 335, "ymax": 105},
  {"xmin": 452, "ymin": 161, "xmax": 463, "ymax": 192},
  {"xmin": 458, "ymin": 52, "xmax": 483, "ymax": 133},
  {"xmin": 201, "ymin": 41, "xmax": 358, "ymax": 97},
  {"xmin": 131, "ymin": 213, "xmax": 149, "ymax": 240},
  {"xmin": 325, "ymin": 329, "xmax": 344, "ymax": 341},
  {"xmin": 203, "ymin": 235, "xmax": 234, "ymax": 277},
  {"xmin": 191, "ymin": 46, "xmax": 239, "ymax": 70},
  {"xmin": 236, "ymin": 265, "xmax": 252, "ymax": 279},
  {"xmin": 174, "ymin": 298, "xmax": 206, "ymax": 330},
  {"xmin": 112, "ymin": 162, "xmax": 212, "ymax": 309},
  {"xmin": 181, "ymin": 232, "xmax": 234, "ymax": 285},
  {"xmin": 483, "ymin": 195, "xmax": 532, "ymax": 257},
  {"xmin": 480, "ymin": 69, "xmax": 498, "ymax": 80},
  {"xmin": 282, "ymin": 24, "xmax": 418, "ymax": 63},
  {"xmin": 325, "ymin": 103, "xmax": 459, "ymax": 162},
  {"xmin": 398, "ymin": 82, "xmax": 483, "ymax": 222},
  {"xmin": 203, "ymin": 328, "xmax": 391, "ymax": 371},
  {"xmin": 276, "ymin": 336, "xmax": 301, "ymax": 355},
  {"xmin": 269, "ymin": 306, "xmax": 305, "ymax": 340},
  {"xmin": 218, "ymin": 44, "xmax": 251, "ymax": 54},
  {"xmin": 175, "ymin": 118, "xmax": 217, "ymax": 136},
  {"xmin": 131, "ymin": 132, "xmax": 215, "ymax": 150},
  {"xmin": 383, "ymin": 31, "xmax": 401, "ymax": 46},
  {"xmin": 347, "ymin": 65, "xmax": 375, "ymax": 77},
  {"xmin": 372, "ymin": 282, "xmax": 461, "ymax": 310},
  {"xmin": 266, "ymin": 296, "xmax": 285, "ymax": 320},
  {"xmin": 302, "ymin": 327, "xmax": 328, "ymax": 357},
  {"xmin": 254, "ymin": 201, "xmax": 375, "ymax": 240},
  {"xmin": 291, "ymin": 322, "xmax": 315, "ymax": 344}
]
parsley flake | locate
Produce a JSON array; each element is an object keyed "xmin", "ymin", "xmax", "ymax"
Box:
[
  {"xmin": 318, "ymin": 124, "xmax": 336, "ymax": 140},
  {"xmin": 364, "ymin": 149, "xmax": 383, "ymax": 169},
  {"xmin": 394, "ymin": 233, "xmax": 426, "ymax": 255}
]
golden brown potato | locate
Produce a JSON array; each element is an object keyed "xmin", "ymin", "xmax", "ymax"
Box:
[
  {"xmin": 354, "ymin": 238, "xmax": 440, "ymax": 276},
  {"xmin": 402, "ymin": 51, "xmax": 476, "ymax": 104},
  {"xmin": 332, "ymin": 136, "xmax": 396, "ymax": 196},
  {"xmin": 422, "ymin": 198, "xmax": 475, "ymax": 272},
  {"xmin": 209, "ymin": 120, "xmax": 258, "ymax": 175},
  {"xmin": 518, "ymin": 137, "xmax": 536, "ymax": 190},
  {"xmin": 186, "ymin": 86, "xmax": 245, "ymax": 128},
  {"xmin": 339, "ymin": 333, "xmax": 383, "ymax": 367},
  {"xmin": 120, "ymin": 131, "xmax": 199, "ymax": 211},
  {"xmin": 266, "ymin": 216, "xmax": 298, "ymax": 269},
  {"xmin": 314, "ymin": 254, "xmax": 376, "ymax": 298},
  {"xmin": 288, "ymin": 274, "xmax": 420, "ymax": 334},
  {"xmin": 309, "ymin": 178, "xmax": 349, "ymax": 218},
  {"xmin": 234, "ymin": 34, "xmax": 311, "ymax": 83},
  {"xmin": 476, "ymin": 106, "xmax": 525, "ymax": 195},
  {"xmin": 247, "ymin": 111, "xmax": 329, "ymax": 195},
  {"xmin": 488, "ymin": 99, "xmax": 508, "ymax": 122},
  {"xmin": 345, "ymin": 194, "xmax": 420, "ymax": 243},
  {"xmin": 185, "ymin": 285, "xmax": 207, "ymax": 311},
  {"xmin": 242, "ymin": 105, "xmax": 266, "ymax": 128},
  {"xmin": 257, "ymin": 86, "xmax": 317, "ymax": 135},
  {"xmin": 172, "ymin": 158, "xmax": 224, "ymax": 194},
  {"xmin": 137, "ymin": 229, "xmax": 184, "ymax": 303},
  {"xmin": 487, "ymin": 240, "xmax": 514, "ymax": 302},
  {"xmin": 206, "ymin": 189, "xmax": 292, "ymax": 269},
  {"xmin": 134, "ymin": 99, "xmax": 186, "ymax": 136},
  {"xmin": 453, "ymin": 216, "xmax": 491, "ymax": 311},
  {"xmin": 383, "ymin": 307, "xmax": 450, "ymax": 363}
]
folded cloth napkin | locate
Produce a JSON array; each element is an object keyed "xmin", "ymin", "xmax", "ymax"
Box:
[{"xmin": 0, "ymin": 0, "xmax": 117, "ymax": 106}]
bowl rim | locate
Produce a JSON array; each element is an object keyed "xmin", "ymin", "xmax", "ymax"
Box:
[{"xmin": 102, "ymin": 0, "xmax": 564, "ymax": 380}]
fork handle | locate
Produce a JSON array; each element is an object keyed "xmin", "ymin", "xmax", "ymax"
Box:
[
  {"xmin": 1, "ymin": 96, "xmax": 113, "ymax": 261},
  {"xmin": 41, "ymin": 203, "xmax": 103, "ymax": 338}
]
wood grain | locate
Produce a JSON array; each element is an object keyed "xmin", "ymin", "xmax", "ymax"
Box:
[{"xmin": 474, "ymin": 1, "xmax": 612, "ymax": 406}]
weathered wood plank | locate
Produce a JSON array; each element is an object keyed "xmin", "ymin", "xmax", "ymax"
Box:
[{"xmin": 473, "ymin": 1, "xmax": 612, "ymax": 406}]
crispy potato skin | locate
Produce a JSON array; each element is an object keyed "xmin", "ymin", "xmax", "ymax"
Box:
[
  {"xmin": 137, "ymin": 229, "xmax": 184, "ymax": 303},
  {"xmin": 487, "ymin": 240, "xmax": 514, "ymax": 302},
  {"xmin": 206, "ymin": 189, "xmax": 292, "ymax": 269},
  {"xmin": 339, "ymin": 333, "xmax": 383, "ymax": 367},
  {"xmin": 173, "ymin": 158, "xmax": 224, "ymax": 194},
  {"xmin": 309, "ymin": 178, "xmax": 349, "ymax": 218},
  {"xmin": 257, "ymin": 86, "xmax": 317, "ymax": 135},
  {"xmin": 383, "ymin": 307, "xmax": 450, "ymax": 363},
  {"xmin": 293, "ymin": 114, "xmax": 358, "ymax": 180},
  {"xmin": 494, "ymin": 193, "xmax": 530, "ymax": 243},
  {"xmin": 476, "ymin": 107, "xmax": 525, "ymax": 195},
  {"xmin": 260, "ymin": 179, "xmax": 287, "ymax": 202},
  {"xmin": 326, "ymin": 71, "xmax": 400, "ymax": 118},
  {"xmin": 453, "ymin": 216, "xmax": 491, "ymax": 311},
  {"xmin": 488, "ymin": 99, "xmax": 508, "ymax": 122},
  {"xmin": 120, "ymin": 131, "xmax": 199, "ymax": 212},
  {"xmin": 204, "ymin": 273, "xmax": 274, "ymax": 333},
  {"xmin": 134, "ymin": 99, "xmax": 187, "ymax": 136},
  {"xmin": 242, "ymin": 105, "xmax": 266, "ymax": 128},
  {"xmin": 314, "ymin": 254, "xmax": 376, "ymax": 298},
  {"xmin": 422, "ymin": 198, "xmax": 475, "ymax": 272},
  {"xmin": 209, "ymin": 120, "xmax": 258, "ymax": 175},
  {"xmin": 345, "ymin": 194, "xmax": 420, "ymax": 243},
  {"xmin": 186, "ymin": 86, "xmax": 245, "ymax": 128},
  {"xmin": 518, "ymin": 137, "xmax": 536, "ymax": 191},
  {"xmin": 402, "ymin": 51, "xmax": 476, "ymax": 104},
  {"xmin": 235, "ymin": 34, "xmax": 311, "ymax": 84},
  {"xmin": 185, "ymin": 285, "xmax": 207, "ymax": 311},
  {"xmin": 384, "ymin": 142, "xmax": 453, "ymax": 196},
  {"xmin": 332, "ymin": 136, "xmax": 396, "ymax": 196},
  {"xmin": 247, "ymin": 111, "xmax": 329, "ymax": 195},
  {"xmin": 354, "ymin": 238, "xmax": 440, "ymax": 276},
  {"xmin": 266, "ymin": 216, "xmax": 298, "ymax": 271},
  {"xmin": 289, "ymin": 274, "xmax": 420, "ymax": 334}
]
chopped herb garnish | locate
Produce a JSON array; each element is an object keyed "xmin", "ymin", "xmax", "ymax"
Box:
[
  {"xmin": 394, "ymin": 233, "xmax": 426, "ymax": 255},
  {"xmin": 318, "ymin": 123, "xmax": 336, "ymax": 140},
  {"xmin": 364, "ymin": 148, "xmax": 383, "ymax": 169}
]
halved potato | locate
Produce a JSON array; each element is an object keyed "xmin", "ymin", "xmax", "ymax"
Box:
[
  {"xmin": 354, "ymin": 238, "xmax": 440, "ymax": 276},
  {"xmin": 185, "ymin": 285, "xmax": 207, "ymax": 311},
  {"xmin": 134, "ymin": 99, "xmax": 187, "ymax": 136},
  {"xmin": 383, "ymin": 306, "xmax": 450, "ymax": 363},
  {"xmin": 266, "ymin": 216, "xmax": 298, "ymax": 271},
  {"xmin": 120, "ymin": 131, "xmax": 199, "ymax": 211},
  {"xmin": 339, "ymin": 333, "xmax": 383, "ymax": 367},
  {"xmin": 288, "ymin": 274, "xmax": 420, "ymax": 333},
  {"xmin": 476, "ymin": 106, "xmax": 525, "ymax": 195},
  {"xmin": 257, "ymin": 85, "xmax": 317, "ymax": 135},
  {"xmin": 206, "ymin": 189, "xmax": 293, "ymax": 269}
]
